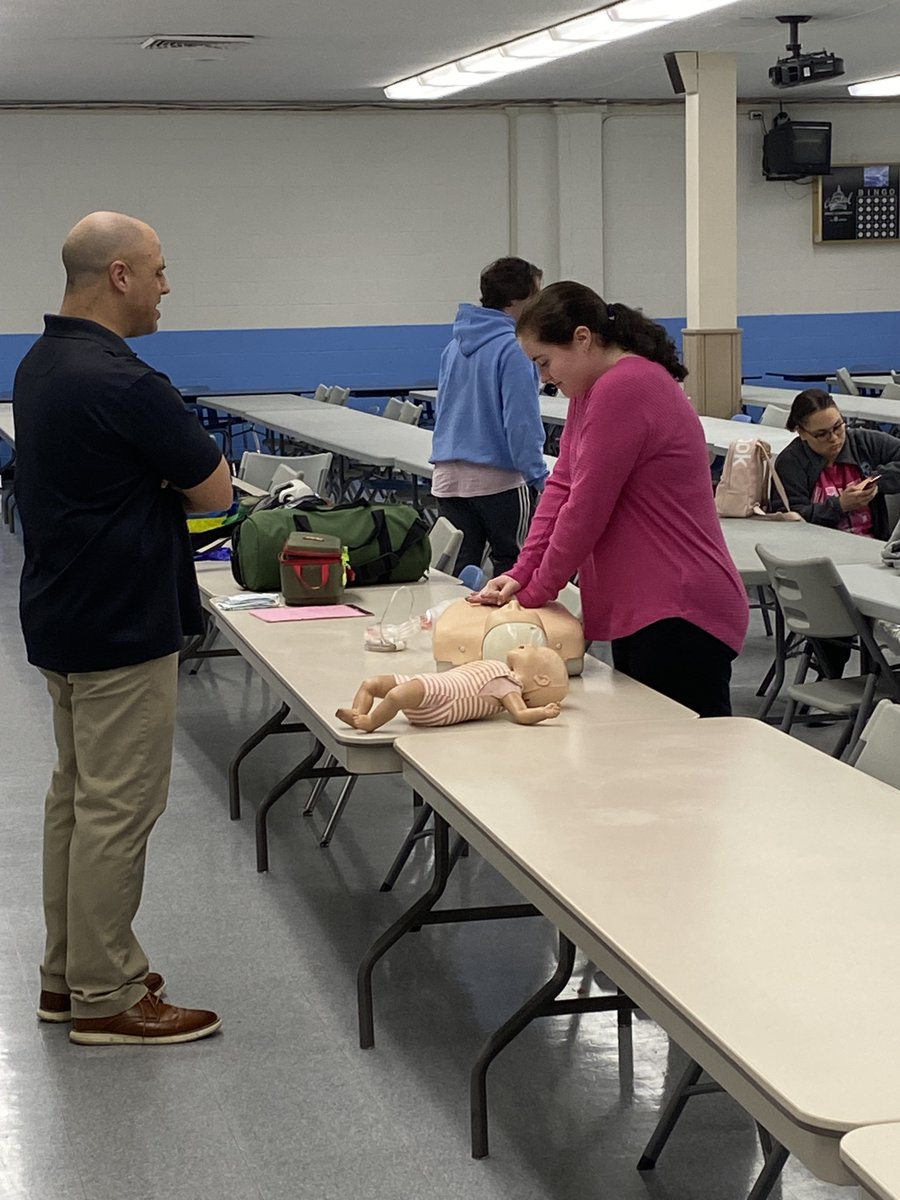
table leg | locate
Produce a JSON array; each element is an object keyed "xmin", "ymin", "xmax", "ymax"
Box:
[
  {"xmin": 358, "ymin": 814, "xmax": 451, "ymax": 1049},
  {"xmin": 637, "ymin": 1057, "xmax": 714, "ymax": 1169},
  {"xmin": 746, "ymin": 1140, "xmax": 789, "ymax": 1200},
  {"xmin": 470, "ymin": 931, "xmax": 637, "ymax": 1158},
  {"xmin": 470, "ymin": 932, "xmax": 576, "ymax": 1159},
  {"xmin": 638, "ymin": 1058, "xmax": 787, "ymax": 1200},
  {"xmin": 302, "ymin": 751, "xmax": 336, "ymax": 815},
  {"xmin": 254, "ymin": 739, "xmax": 349, "ymax": 872},
  {"xmin": 319, "ymin": 775, "xmax": 357, "ymax": 847},
  {"xmin": 227, "ymin": 702, "xmax": 307, "ymax": 820},
  {"xmin": 358, "ymin": 813, "xmax": 545, "ymax": 1049},
  {"xmin": 756, "ymin": 597, "xmax": 786, "ymax": 720},
  {"xmin": 379, "ymin": 796, "xmax": 434, "ymax": 892}
]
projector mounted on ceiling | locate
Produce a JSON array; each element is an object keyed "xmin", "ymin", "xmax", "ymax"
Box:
[{"xmin": 768, "ymin": 15, "xmax": 844, "ymax": 88}]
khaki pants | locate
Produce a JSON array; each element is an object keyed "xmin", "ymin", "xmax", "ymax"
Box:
[{"xmin": 39, "ymin": 653, "xmax": 178, "ymax": 1018}]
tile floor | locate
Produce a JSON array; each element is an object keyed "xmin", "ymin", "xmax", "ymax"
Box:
[{"xmin": 0, "ymin": 527, "xmax": 854, "ymax": 1200}]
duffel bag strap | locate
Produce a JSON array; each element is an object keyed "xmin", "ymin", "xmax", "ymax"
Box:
[
  {"xmin": 292, "ymin": 505, "xmax": 417, "ymax": 558},
  {"xmin": 367, "ymin": 509, "xmax": 428, "ymax": 573}
]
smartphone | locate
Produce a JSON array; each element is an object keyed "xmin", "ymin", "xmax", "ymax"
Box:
[{"xmin": 862, "ymin": 474, "xmax": 882, "ymax": 486}]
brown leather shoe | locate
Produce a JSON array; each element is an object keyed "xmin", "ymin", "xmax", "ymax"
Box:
[
  {"xmin": 69, "ymin": 992, "xmax": 222, "ymax": 1045},
  {"xmin": 37, "ymin": 972, "xmax": 166, "ymax": 1023}
]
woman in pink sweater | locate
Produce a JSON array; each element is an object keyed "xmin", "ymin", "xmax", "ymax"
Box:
[{"xmin": 471, "ymin": 281, "xmax": 749, "ymax": 717}]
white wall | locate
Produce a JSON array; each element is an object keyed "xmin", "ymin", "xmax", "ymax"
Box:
[
  {"xmin": 0, "ymin": 110, "xmax": 510, "ymax": 334},
  {"xmin": 1, "ymin": 101, "xmax": 898, "ymax": 336},
  {"xmin": 602, "ymin": 100, "xmax": 900, "ymax": 318},
  {"xmin": 602, "ymin": 108, "xmax": 686, "ymax": 316}
]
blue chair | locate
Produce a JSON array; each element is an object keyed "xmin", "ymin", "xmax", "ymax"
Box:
[{"xmin": 458, "ymin": 564, "xmax": 487, "ymax": 591}]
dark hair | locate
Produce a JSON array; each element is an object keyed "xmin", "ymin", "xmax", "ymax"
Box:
[
  {"xmin": 480, "ymin": 257, "xmax": 542, "ymax": 311},
  {"xmin": 515, "ymin": 281, "xmax": 687, "ymax": 382},
  {"xmin": 786, "ymin": 388, "xmax": 840, "ymax": 432}
]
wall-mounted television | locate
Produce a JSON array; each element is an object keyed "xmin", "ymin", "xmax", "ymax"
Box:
[{"xmin": 763, "ymin": 117, "xmax": 832, "ymax": 181}]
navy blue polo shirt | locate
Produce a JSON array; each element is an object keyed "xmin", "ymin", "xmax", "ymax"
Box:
[{"xmin": 13, "ymin": 315, "xmax": 223, "ymax": 673}]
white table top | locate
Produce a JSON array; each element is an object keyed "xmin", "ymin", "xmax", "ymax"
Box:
[
  {"xmin": 701, "ymin": 416, "xmax": 794, "ymax": 456},
  {"xmin": 237, "ymin": 404, "xmax": 402, "ymax": 468},
  {"xmin": 211, "ymin": 394, "xmax": 325, "ymax": 419},
  {"xmin": 537, "ymin": 388, "xmax": 797, "ymax": 430},
  {"xmin": 396, "ymin": 716, "xmax": 900, "ymax": 1183},
  {"xmin": 721, "ymin": 519, "xmax": 886, "ymax": 586},
  {"xmin": 214, "ymin": 397, "xmax": 437, "ymax": 474},
  {"xmin": 827, "ymin": 375, "xmax": 893, "ymax": 390},
  {"xmin": 750, "ymin": 388, "xmax": 900, "ymax": 426},
  {"xmin": 407, "ymin": 392, "xmax": 799, "ymax": 463},
  {"xmin": 741, "ymin": 385, "xmax": 799, "ymax": 408},
  {"xmin": 528, "ymin": 394, "xmax": 796, "ymax": 457},
  {"xmin": 835, "ymin": 393, "xmax": 900, "ymax": 425},
  {"xmin": 841, "ymin": 1124, "xmax": 900, "ymax": 1200},
  {"xmin": 836, "ymin": 562, "xmax": 900, "ymax": 623},
  {"xmin": 392, "ymin": 434, "xmax": 557, "ymax": 483},
  {"xmin": 409, "ymin": 388, "xmax": 571, "ymax": 434},
  {"xmin": 0, "ymin": 402, "xmax": 15, "ymax": 447},
  {"xmin": 539, "ymin": 394, "xmax": 569, "ymax": 426},
  {"xmin": 197, "ymin": 565, "xmax": 694, "ymax": 772},
  {"xmin": 542, "ymin": 391, "xmax": 799, "ymax": 429},
  {"xmin": 409, "ymin": 389, "xmax": 437, "ymax": 406}
]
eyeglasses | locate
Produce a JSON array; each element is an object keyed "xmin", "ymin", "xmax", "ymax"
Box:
[{"xmin": 801, "ymin": 417, "xmax": 846, "ymax": 442}]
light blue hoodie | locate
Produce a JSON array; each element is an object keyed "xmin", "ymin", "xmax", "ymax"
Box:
[{"xmin": 430, "ymin": 304, "xmax": 548, "ymax": 489}]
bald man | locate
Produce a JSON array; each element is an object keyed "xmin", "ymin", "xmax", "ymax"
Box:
[{"xmin": 13, "ymin": 212, "xmax": 231, "ymax": 1045}]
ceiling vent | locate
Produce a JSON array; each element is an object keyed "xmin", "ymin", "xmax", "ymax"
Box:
[{"xmin": 141, "ymin": 35, "xmax": 254, "ymax": 51}]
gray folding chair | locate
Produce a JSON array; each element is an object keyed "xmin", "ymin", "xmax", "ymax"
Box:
[
  {"xmin": 382, "ymin": 397, "xmax": 404, "ymax": 421},
  {"xmin": 755, "ymin": 546, "xmax": 900, "ymax": 758},
  {"xmin": 759, "ymin": 406, "xmax": 789, "ymax": 428},
  {"xmin": 398, "ymin": 400, "xmax": 423, "ymax": 425},
  {"xmin": 847, "ymin": 699, "xmax": 900, "ymax": 786},
  {"xmin": 834, "ymin": 367, "xmax": 860, "ymax": 396},
  {"xmin": 557, "ymin": 581, "xmax": 583, "ymax": 620},
  {"xmin": 878, "ymin": 381, "xmax": 900, "ymax": 400},
  {"xmin": 0, "ymin": 458, "xmax": 16, "ymax": 532},
  {"xmin": 428, "ymin": 516, "xmax": 463, "ymax": 575},
  {"xmin": 313, "ymin": 383, "xmax": 330, "ymax": 403},
  {"xmin": 239, "ymin": 450, "xmax": 332, "ymax": 495},
  {"xmin": 327, "ymin": 385, "xmax": 350, "ymax": 406},
  {"xmin": 269, "ymin": 455, "xmax": 335, "ymax": 498}
]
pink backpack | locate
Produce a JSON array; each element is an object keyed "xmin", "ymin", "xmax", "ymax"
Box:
[{"xmin": 714, "ymin": 437, "xmax": 801, "ymax": 520}]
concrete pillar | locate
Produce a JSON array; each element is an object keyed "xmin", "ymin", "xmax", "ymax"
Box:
[{"xmin": 676, "ymin": 52, "xmax": 742, "ymax": 417}]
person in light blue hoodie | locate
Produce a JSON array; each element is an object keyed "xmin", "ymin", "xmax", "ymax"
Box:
[{"xmin": 431, "ymin": 256, "xmax": 548, "ymax": 575}]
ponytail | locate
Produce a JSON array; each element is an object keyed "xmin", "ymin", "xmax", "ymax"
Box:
[{"xmin": 517, "ymin": 282, "xmax": 687, "ymax": 383}]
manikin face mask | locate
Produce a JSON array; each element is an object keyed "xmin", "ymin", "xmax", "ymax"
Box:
[
  {"xmin": 481, "ymin": 620, "xmax": 548, "ymax": 662},
  {"xmin": 365, "ymin": 587, "xmax": 419, "ymax": 652}
]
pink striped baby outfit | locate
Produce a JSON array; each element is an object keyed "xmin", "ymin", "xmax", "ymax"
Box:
[{"xmin": 395, "ymin": 661, "xmax": 521, "ymax": 726}]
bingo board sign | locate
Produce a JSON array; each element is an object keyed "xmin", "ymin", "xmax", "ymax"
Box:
[{"xmin": 814, "ymin": 164, "xmax": 900, "ymax": 243}]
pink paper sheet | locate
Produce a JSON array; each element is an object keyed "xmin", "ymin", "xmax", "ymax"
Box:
[{"xmin": 250, "ymin": 604, "xmax": 372, "ymax": 622}]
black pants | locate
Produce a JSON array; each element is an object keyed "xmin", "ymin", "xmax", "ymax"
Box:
[
  {"xmin": 437, "ymin": 485, "xmax": 534, "ymax": 576},
  {"xmin": 611, "ymin": 618, "xmax": 736, "ymax": 718},
  {"xmin": 810, "ymin": 637, "xmax": 853, "ymax": 680}
]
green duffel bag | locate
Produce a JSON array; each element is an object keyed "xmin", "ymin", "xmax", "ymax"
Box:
[{"xmin": 232, "ymin": 500, "xmax": 431, "ymax": 591}]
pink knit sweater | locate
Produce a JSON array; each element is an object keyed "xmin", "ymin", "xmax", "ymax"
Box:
[{"xmin": 509, "ymin": 356, "xmax": 749, "ymax": 655}]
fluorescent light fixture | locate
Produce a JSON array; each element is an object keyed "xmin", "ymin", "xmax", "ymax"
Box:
[
  {"xmin": 385, "ymin": 0, "xmax": 743, "ymax": 100},
  {"xmin": 849, "ymin": 74, "xmax": 900, "ymax": 97}
]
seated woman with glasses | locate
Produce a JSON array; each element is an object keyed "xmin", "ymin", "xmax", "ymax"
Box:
[
  {"xmin": 773, "ymin": 388, "xmax": 900, "ymax": 677},
  {"xmin": 772, "ymin": 388, "xmax": 900, "ymax": 540}
]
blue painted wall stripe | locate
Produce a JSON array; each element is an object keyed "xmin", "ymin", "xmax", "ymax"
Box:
[{"xmin": 1, "ymin": 312, "xmax": 898, "ymax": 395}]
